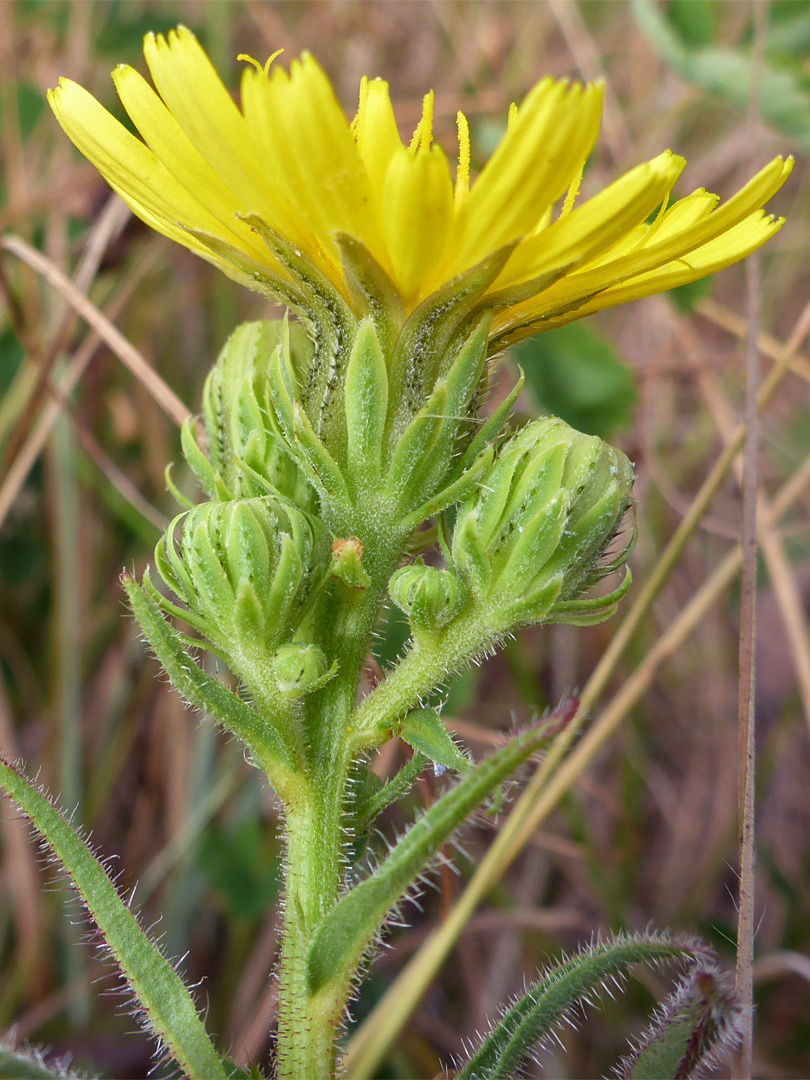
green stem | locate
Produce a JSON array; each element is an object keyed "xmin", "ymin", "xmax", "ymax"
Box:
[
  {"xmin": 275, "ymin": 510, "xmax": 409, "ymax": 1079},
  {"xmin": 351, "ymin": 610, "xmax": 497, "ymax": 750}
]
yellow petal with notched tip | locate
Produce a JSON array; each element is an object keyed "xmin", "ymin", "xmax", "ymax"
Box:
[
  {"xmin": 353, "ymin": 78, "xmax": 402, "ymax": 220},
  {"xmin": 383, "ymin": 144, "xmax": 454, "ymax": 303},
  {"xmin": 452, "ymin": 80, "xmax": 603, "ymax": 271},
  {"xmin": 494, "ymin": 210, "xmax": 784, "ymax": 342},
  {"xmin": 49, "ymin": 80, "xmax": 262, "ymax": 264},
  {"xmin": 493, "ymin": 151, "xmax": 686, "ymax": 290}
]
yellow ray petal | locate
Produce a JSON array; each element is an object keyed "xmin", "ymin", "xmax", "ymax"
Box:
[
  {"xmin": 571, "ymin": 156, "xmax": 793, "ymax": 292},
  {"xmin": 453, "ymin": 79, "xmax": 603, "ymax": 270},
  {"xmin": 143, "ymin": 27, "xmax": 276, "ymax": 217},
  {"xmin": 275, "ymin": 55, "xmax": 381, "ymax": 257},
  {"xmin": 353, "ymin": 77, "xmax": 402, "ymax": 212},
  {"xmin": 494, "ymin": 211, "xmax": 784, "ymax": 340},
  {"xmin": 112, "ymin": 64, "xmax": 273, "ymax": 264},
  {"xmin": 382, "ymin": 144, "xmax": 454, "ymax": 303},
  {"xmin": 493, "ymin": 151, "xmax": 686, "ymax": 290},
  {"xmin": 49, "ymin": 80, "xmax": 265, "ymax": 265}
]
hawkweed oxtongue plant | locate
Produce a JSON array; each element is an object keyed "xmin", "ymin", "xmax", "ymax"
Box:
[{"xmin": 0, "ymin": 26, "xmax": 788, "ymax": 1080}]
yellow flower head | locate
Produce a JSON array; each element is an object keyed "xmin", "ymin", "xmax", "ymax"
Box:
[{"xmin": 49, "ymin": 26, "xmax": 791, "ymax": 351}]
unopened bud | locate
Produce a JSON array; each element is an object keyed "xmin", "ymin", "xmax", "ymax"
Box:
[
  {"xmin": 389, "ymin": 559, "xmax": 466, "ymax": 639},
  {"xmin": 452, "ymin": 417, "xmax": 635, "ymax": 627},
  {"xmin": 156, "ymin": 496, "xmax": 325, "ymax": 655},
  {"xmin": 272, "ymin": 643, "xmax": 333, "ymax": 697}
]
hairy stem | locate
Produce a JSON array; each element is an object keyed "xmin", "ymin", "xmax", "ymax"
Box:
[{"xmin": 275, "ymin": 510, "xmax": 409, "ymax": 1078}]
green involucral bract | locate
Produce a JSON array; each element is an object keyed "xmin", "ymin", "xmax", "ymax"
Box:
[{"xmin": 452, "ymin": 414, "xmax": 636, "ymax": 629}]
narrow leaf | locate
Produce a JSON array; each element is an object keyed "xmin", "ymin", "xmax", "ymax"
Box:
[
  {"xmin": 615, "ymin": 961, "xmax": 742, "ymax": 1080},
  {"xmin": 307, "ymin": 723, "xmax": 553, "ymax": 995},
  {"xmin": 458, "ymin": 933, "xmax": 701, "ymax": 1080},
  {"xmin": 0, "ymin": 1043, "xmax": 84, "ymax": 1080},
  {"xmin": 354, "ymin": 751, "xmax": 429, "ymax": 833},
  {"xmin": 124, "ymin": 575, "xmax": 295, "ymax": 782},
  {"xmin": 0, "ymin": 759, "xmax": 226, "ymax": 1080},
  {"xmin": 400, "ymin": 710, "xmax": 471, "ymax": 774}
]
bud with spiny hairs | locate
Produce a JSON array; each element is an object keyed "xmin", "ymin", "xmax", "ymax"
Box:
[
  {"xmin": 389, "ymin": 559, "xmax": 466, "ymax": 643},
  {"xmin": 151, "ymin": 496, "xmax": 330, "ymax": 693},
  {"xmin": 451, "ymin": 416, "xmax": 635, "ymax": 630},
  {"xmin": 174, "ymin": 320, "xmax": 316, "ymax": 512}
]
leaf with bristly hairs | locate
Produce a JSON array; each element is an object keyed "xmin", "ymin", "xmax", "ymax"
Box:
[
  {"xmin": 613, "ymin": 957, "xmax": 743, "ymax": 1079},
  {"xmin": 0, "ymin": 1042, "xmax": 86, "ymax": 1080},
  {"xmin": 0, "ymin": 759, "xmax": 227, "ymax": 1080},
  {"xmin": 307, "ymin": 722, "xmax": 556, "ymax": 998},
  {"xmin": 456, "ymin": 933, "xmax": 706, "ymax": 1080}
]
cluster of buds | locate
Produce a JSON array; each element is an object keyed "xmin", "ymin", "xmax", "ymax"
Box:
[
  {"xmin": 452, "ymin": 416, "xmax": 636, "ymax": 629},
  {"xmin": 388, "ymin": 416, "xmax": 635, "ymax": 644},
  {"xmin": 149, "ymin": 495, "xmax": 333, "ymax": 698}
]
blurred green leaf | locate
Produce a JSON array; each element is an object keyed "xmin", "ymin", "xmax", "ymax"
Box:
[
  {"xmin": 634, "ymin": 0, "xmax": 810, "ymax": 152},
  {"xmin": 667, "ymin": 272, "xmax": 715, "ymax": 313},
  {"xmin": 95, "ymin": 4, "xmax": 202, "ymax": 57},
  {"xmin": 666, "ymin": 0, "xmax": 717, "ymax": 48},
  {"xmin": 0, "ymin": 326, "xmax": 24, "ymax": 396},
  {"xmin": 199, "ymin": 818, "xmax": 279, "ymax": 923},
  {"xmin": 513, "ymin": 323, "xmax": 636, "ymax": 438},
  {"xmin": 768, "ymin": 1, "xmax": 810, "ymax": 59}
]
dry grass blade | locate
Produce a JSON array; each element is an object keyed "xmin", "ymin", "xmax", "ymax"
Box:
[
  {"xmin": 0, "ymin": 243, "xmax": 166, "ymax": 530},
  {"xmin": 0, "ymin": 234, "xmax": 190, "ymax": 428},
  {"xmin": 698, "ymin": 372, "xmax": 810, "ymax": 734},
  {"xmin": 0, "ymin": 195, "xmax": 131, "ymax": 476}
]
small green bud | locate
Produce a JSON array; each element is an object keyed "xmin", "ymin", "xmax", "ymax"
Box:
[
  {"xmin": 272, "ymin": 643, "xmax": 334, "ymax": 697},
  {"xmin": 452, "ymin": 417, "xmax": 635, "ymax": 628},
  {"xmin": 156, "ymin": 496, "xmax": 326, "ymax": 656},
  {"xmin": 389, "ymin": 558, "xmax": 466, "ymax": 639},
  {"xmin": 331, "ymin": 537, "xmax": 371, "ymax": 591}
]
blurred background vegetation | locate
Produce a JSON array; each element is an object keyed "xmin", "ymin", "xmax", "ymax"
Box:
[{"xmin": 0, "ymin": 1, "xmax": 809, "ymax": 1076}]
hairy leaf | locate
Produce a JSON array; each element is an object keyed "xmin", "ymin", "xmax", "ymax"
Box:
[
  {"xmin": 399, "ymin": 710, "xmax": 472, "ymax": 775},
  {"xmin": 0, "ymin": 1043, "xmax": 84, "ymax": 1080},
  {"xmin": 614, "ymin": 960, "xmax": 742, "ymax": 1080},
  {"xmin": 457, "ymin": 933, "xmax": 701, "ymax": 1080},
  {"xmin": 0, "ymin": 759, "xmax": 226, "ymax": 1080},
  {"xmin": 307, "ymin": 724, "xmax": 553, "ymax": 996}
]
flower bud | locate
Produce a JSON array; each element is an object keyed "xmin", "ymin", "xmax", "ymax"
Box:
[
  {"xmin": 181, "ymin": 320, "xmax": 315, "ymax": 510},
  {"xmin": 272, "ymin": 643, "xmax": 333, "ymax": 697},
  {"xmin": 331, "ymin": 537, "xmax": 371, "ymax": 591},
  {"xmin": 451, "ymin": 417, "xmax": 634, "ymax": 628},
  {"xmin": 155, "ymin": 496, "xmax": 326, "ymax": 657},
  {"xmin": 389, "ymin": 559, "xmax": 466, "ymax": 639}
]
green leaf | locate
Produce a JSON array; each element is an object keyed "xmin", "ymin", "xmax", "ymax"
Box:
[
  {"xmin": 0, "ymin": 759, "xmax": 227, "ymax": 1080},
  {"xmin": 457, "ymin": 933, "xmax": 701, "ymax": 1080},
  {"xmin": 124, "ymin": 575, "xmax": 296, "ymax": 784},
  {"xmin": 399, "ymin": 709, "xmax": 472, "ymax": 774},
  {"xmin": 615, "ymin": 960, "xmax": 742, "ymax": 1079},
  {"xmin": 352, "ymin": 752, "xmax": 428, "ymax": 834},
  {"xmin": 665, "ymin": 0, "xmax": 717, "ymax": 48},
  {"xmin": 514, "ymin": 324, "xmax": 636, "ymax": 438},
  {"xmin": 634, "ymin": 0, "xmax": 810, "ymax": 153},
  {"xmin": 306, "ymin": 723, "xmax": 553, "ymax": 996},
  {"xmin": 668, "ymin": 274, "xmax": 715, "ymax": 313},
  {"xmin": 0, "ymin": 1043, "xmax": 84, "ymax": 1080}
]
